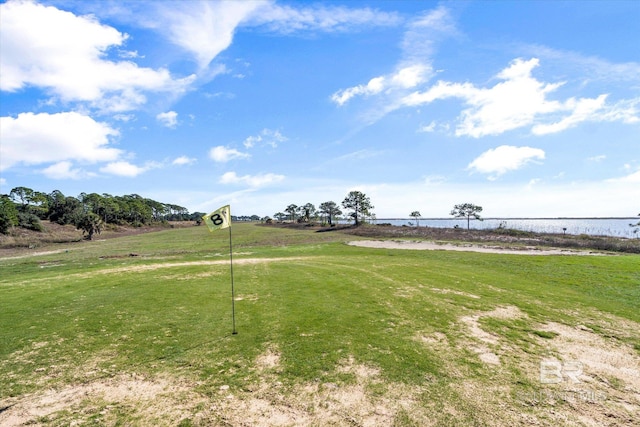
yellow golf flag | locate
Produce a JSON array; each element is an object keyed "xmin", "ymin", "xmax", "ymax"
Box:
[{"xmin": 203, "ymin": 205, "xmax": 231, "ymax": 232}]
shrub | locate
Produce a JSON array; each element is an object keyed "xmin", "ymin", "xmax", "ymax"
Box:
[{"xmin": 18, "ymin": 212, "xmax": 44, "ymax": 232}]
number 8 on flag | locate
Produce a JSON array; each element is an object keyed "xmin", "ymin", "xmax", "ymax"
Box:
[{"xmin": 203, "ymin": 205, "xmax": 231, "ymax": 232}]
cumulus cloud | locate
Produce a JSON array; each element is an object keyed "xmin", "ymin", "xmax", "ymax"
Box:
[
  {"xmin": 332, "ymin": 65, "xmax": 431, "ymax": 106},
  {"xmin": 401, "ymin": 57, "xmax": 639, "ymax": 137},
  {"xmin": 0, "ymin": 112, "xmax": 121, "ymax": 171},
  {"xmin": 41, "ymin": 161, "xmax": 93, "ymax": 180},
  {"xmin": 0, "ymin": 0, "xmax": 194, "ymax": 112},
  {"xmin": 467, "ymin": 145, "xmax": 545, "ymax": 178},
  {"xmin": 172, "ymin": 156, "xmax": 196, "ymax": 166},
  {"xmin": 403, "ymin": 58, "xmax": 564, "ymax": 137},
  {"xmin": 156, "ymin": 111, "xmax": 178, "ymax": 128},
  {"xmin": 219, "ymin": 171, "xmax": 285, "ymax": 188},
  {"xmin": 99, "ymin": 161, "xmax": 159, "ymax": 177},
  {"xmin": 209, "ymin": 146, "xmax": 250, "ymax": 163}
]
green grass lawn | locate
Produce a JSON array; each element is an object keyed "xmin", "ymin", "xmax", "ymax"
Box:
[{"xmin": 1, "ymin": 224, "xmax": 639, "ymax": 426}]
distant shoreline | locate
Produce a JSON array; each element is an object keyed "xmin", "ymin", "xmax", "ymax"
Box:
[{"xmin": 376, "ymin": 217, "xmax": 638, "ymax": 221}]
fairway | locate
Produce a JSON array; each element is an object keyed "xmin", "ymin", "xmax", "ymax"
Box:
[{"xmin": 1, "ymin": 224, "xmax": 639, "ymax": 426}]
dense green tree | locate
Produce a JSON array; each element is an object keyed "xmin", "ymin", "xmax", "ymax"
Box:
[
  {"xmin": 76, "ymin": 212, "xmax": 104, "ymax": 240},
  {"xmin": 46, "ymin": 190, "xmax": 66, "ymax": 221},
  {"xmin": 298, "ymin": 203, "xmax": 316, "ymax": 222},
  {"xmin": 285, "ymin": 204, "xmax": 298, "ymax": 222},
  {"xmin": 450, "ymin": 203, "xmax": 483, "ymax": 230},
  {"xmin": 9, "ymin": 186, "xmax": 34, "ymax": 211},
  {"xmin": 48, "ymin": 195, "xmax": 83, "ymax": 225},
  {"xmin": 319, "ymin": 201, "xmax": 342, "ymax": 226},
  {"xmin": 0, "ymin": 195, "xmax": 19, "ymax": 234},
  {"xmin": 342, "ymin": 191, "xmax": 373, "ymax": 226},
  {"xmin": 5, "ymin": 186, "xmax": 201, "ymax": 232}
]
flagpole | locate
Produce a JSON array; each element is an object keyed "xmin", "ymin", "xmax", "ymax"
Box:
[{"xmin": 229, "ymin": 223, "xmax": 237, "ymax": 335}]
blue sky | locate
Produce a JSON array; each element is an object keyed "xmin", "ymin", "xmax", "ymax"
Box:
[{"xmin": 1, "ymin": 0, "xmax": 639, "ymax": 218}]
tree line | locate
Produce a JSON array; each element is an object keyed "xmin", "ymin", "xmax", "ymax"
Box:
[
  {"xmin": 0, "ymin": 186, "xmax": 203, "ymax": 239},
  {"xmin": 271, "ymin": 190, "xmax": 374, "ymax": 226},
  {"xmin": 1, "ymin": 184, "xmax": 504, "ymax": 239}
]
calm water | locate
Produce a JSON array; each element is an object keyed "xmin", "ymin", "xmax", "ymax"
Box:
[{"xmin": 365, "ymin": 218, "xmax": 640, "ymax": 238}]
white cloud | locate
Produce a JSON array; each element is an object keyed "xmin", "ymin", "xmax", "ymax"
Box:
[
  {"xmin": 400, "ymin": 57, "xmax": 637, "ymax": 137},
  {"xmin": 401, "ymin": 6, "xmax": 458, "ymax": 61},
  {"xmin": 607, "ymin": 169, "xmax": 640, "ymax": 183},
  {"xmin": 242, "ymin": 129, "xmax": 288, "ymax": 149},
  {"xmin": 332, "ymin": 76, "xmax": 386, "ymax": 106},
  {"xmin": 0, "ymin": 112, "xmax": 121, "ymax": 171},
  {"xmin": 113, "ymin": 114, "xmax": 135, "ymax": 122},
  {"xmin": 248, "ymin": 4, "xmax": 401, "ymax": 34},
  {"xmin": 151, "ymin": 0, "xmax": 263, "ymax": 69},
  {"xmin": 41, "ymin": 161, "xmax": 91, "ymax": 180},
  {"xmin": 99, "ymin": 161, "xmax": 152, "ymax": 177},
  {"xmin": 172, "ymin": 156, "xmax": 196, "ymax": 166},
  {"xmin": 156, "ymin": 111, "xmax": 178, "ymax": 128},
  {"xmin": 418, "ymin": 121, "xmax": 437, "ymax": 133},
  {"xmin": 467, "ymin": 145, "xmax": 545, "ymax": 178},
  {"xmin": 332, "ymin": 65, "xmax": 430, "ymax": 106},
  {"xmin": 209, "ymin": 146, "xmax": 250, "ymax": 163},
  {"xmin": 532, "ymin": 95, "xmax": 607, "ymax": 135},
  {"xmin": 403, "ymin": 58, "xmax": 563, "ymax": 137},
  {"xmin": 219, "ymin": 171, "xmax": 285, "ymax": 188},
  {"xmin": 243, "ymin": 135, "xmax": 262, "ymax": 149},
  {"xmin": 587, "ymin": 155, "xmax": 607, "ymax": 163},
  {"xmin": 0, "ymin": 0, "xmax": 194, "ymax": 112},
  {"xmin": 330, "ymin": 7, "xmax": 453, "ymax": 110}
]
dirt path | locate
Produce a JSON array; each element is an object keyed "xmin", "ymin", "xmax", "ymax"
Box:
[{"xmin": 348, "ymin": 240, "xmax": 607, "ymax": 255}]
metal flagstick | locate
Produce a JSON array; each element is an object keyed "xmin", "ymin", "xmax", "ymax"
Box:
[{"xmin": 229, "ymin": 223, "xmax": 237, "ymax": 335}]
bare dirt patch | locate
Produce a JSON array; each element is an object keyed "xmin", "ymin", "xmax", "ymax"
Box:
[
  {"xmin": 196, "ymin": 355, "xmax": 431, "ymax": 426},
  {"xmin": 348, "ymin": 240, "xmax": 606, "ymax": 255},
  {"xmin": 0, "ymin": 373, "xmax": 202, "ymax": 427},
  {"xmin": 460, "ymin": 306, "xmax": 527, "ymax": 366},
  {"xmin": 442, "ymin": 308, "xmax": 640, "ymax": 426},
  {"xmin": 255, "ymin": 347, "xmax": 281, "ymax": 372},
  {"xmin": 536, "ymin": 322, "xmax": 640, "ymax": 418}
]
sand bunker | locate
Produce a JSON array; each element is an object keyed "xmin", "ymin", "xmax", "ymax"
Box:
[{"xmin": 348, "ymin": 240, "xmax": 604, "ymax": 255}]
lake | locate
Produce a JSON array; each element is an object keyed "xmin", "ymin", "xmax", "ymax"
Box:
[{"xmin": 362, "ymin": 218, "xmax": 640, "ymax": 238}]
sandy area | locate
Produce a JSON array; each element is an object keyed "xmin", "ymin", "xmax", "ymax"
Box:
[{"xmin": 348, "ymin": 240, "xmax": 605, "ymax": 255}]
